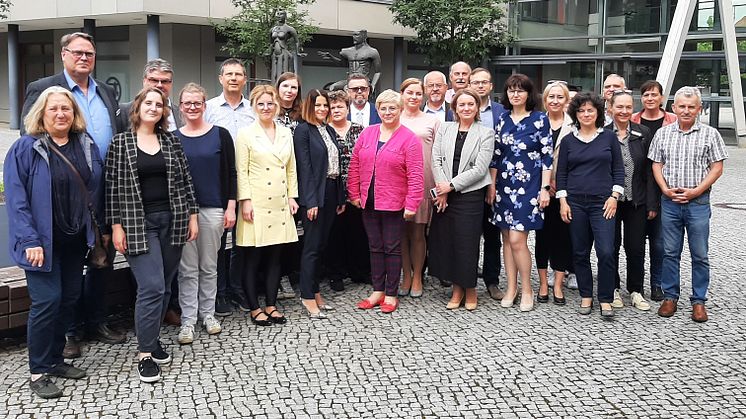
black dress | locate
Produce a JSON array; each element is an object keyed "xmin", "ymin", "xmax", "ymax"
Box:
[{"xmin": 428, "ymin": 131, "xmax": 485, "ymax": 288}]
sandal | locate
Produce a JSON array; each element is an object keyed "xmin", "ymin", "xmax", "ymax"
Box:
[
  {"xmin": 266, "ymin": 309, "xmax": 287, "ymax": 324},
  {"xmin": 250, "ymin": 311, "xmax": 272, "ymax": 326}
]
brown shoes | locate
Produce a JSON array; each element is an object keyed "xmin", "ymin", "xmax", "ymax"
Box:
[
  {"xmin": 657, "ymin": 299, "xmax": 678, "ymax": 317},
  {"xmin": 163, "ymin": 309, "xmax": 181, "ymax": 327},
  {"xmin": 691, "ymin": 304, "xmax": 709, "ymax": 323}
]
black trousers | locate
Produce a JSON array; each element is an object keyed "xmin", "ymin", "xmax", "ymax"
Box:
[
  {"xmin": 614, "ymin": 200, "xmax": 647, "ymax": 293},
  {"xmin": 481, "ymin": 203, "xmax": 502, "ymax": 286},
  {"xmin": 299, "ymin": 179, "xmax": 338, "ymax": 299},
  {"xmin": 233, "ymin": 245, "xmax": 282, "ymax": 310},
  {"xmin": 324, "ymin": 204, "xmax": 371, "ymax": 282},
  {"xmin": 535, "ymin": 197, "xmax": 572, "ymax": 272}
]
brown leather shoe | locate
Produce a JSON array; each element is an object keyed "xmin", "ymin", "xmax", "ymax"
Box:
[
  {"xmin": 163, "ymin": 309, "xmax": 181, "ymax": 327},
  {"xmin": 691, "ymin": 304, "xmax": 708, "ymax": 323},
  {"xmin": 63, "ymin": 336, "xmax": 81, "ymax": 359},
  {"xmin": 657, "ymin": 299, "xmax": 678, "ymax": 317}
]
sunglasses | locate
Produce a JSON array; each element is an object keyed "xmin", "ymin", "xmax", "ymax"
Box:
[
  {"xmin": 547, "ymin": 80, "xmax": 568, "ymax": 86},
  {"xmin": 612, "ymin": 89, "xmax": 633, "ymax": 96}
]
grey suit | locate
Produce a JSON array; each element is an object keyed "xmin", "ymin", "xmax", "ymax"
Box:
[
  {"xmin": 20, "ymin": 72, "xmax": 123, "ymax": 136},
  {"xmin": 431, "ymin": 122, "xmax": 495, "ymax": 192}
]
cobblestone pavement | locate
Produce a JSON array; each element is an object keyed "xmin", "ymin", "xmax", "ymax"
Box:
[{"xmin": 1, "ymin": 147, "xmax": 746, "ymax": 418}]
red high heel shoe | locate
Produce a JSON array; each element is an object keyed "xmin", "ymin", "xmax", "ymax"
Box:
[{"xmin": 357, "ymin": 296, "xmax": 385, "ymax": 310}]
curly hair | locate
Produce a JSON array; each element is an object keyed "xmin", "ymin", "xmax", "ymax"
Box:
[{"xmin": 567, "ymin": 93, "xmax": 605, "ymax": 128}]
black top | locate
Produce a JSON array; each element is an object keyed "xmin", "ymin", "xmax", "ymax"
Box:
[
  {"xmin": 452, "ymin": 130, "xmax": 468, "ymax": 178},
  {"xmin": 176, "ymin": 126, "xmax": 236, "ymax": 209},
  {"xmin": 556, "ymin": 129, "xmax": 625, "ymax": 199},
  {"xmin": 366, "ymin": 141, "xmax": 386, "ymax": 209},
  {"xmin": 137, "ymin": 148, "xmax": 171, "ymax": 214},
  {"xmin": 551, "ymin": 128, "xmax": 561, "ymax": 147},
  {"xmin": 49, "ymin": 137, "xmax": 91, "ymax": 240},
  {"xmin": 639, "ymin": 117, "xmax": 664, "ymax": 136}
]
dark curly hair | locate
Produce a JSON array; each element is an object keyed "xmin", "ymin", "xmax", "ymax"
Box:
[
  {"xmin": 567, "ymin": 93, "xmax": 606, "ymax": 128},
  {"xmin": 500, "ymin": 73, "xmax": 540, "ymax": 112}
]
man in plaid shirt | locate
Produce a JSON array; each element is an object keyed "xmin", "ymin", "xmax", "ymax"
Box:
[{"xmin": 647, "ymin": 86, "xmax": 728, "ymax": 323}]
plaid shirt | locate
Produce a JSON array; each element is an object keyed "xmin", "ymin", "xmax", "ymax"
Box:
[
  {"xmin": 647, "ymin": 122, "xmax": 728, "ymax": 189},
  {"xmin": 105, "ymin": 130, "xmax": 199, "ymax": 255}
]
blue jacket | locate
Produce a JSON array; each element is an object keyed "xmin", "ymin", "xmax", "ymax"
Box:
[
  {"xmin": 4, "ymin": 133, "xmax": 104, "ymax": 272},
  {"xmin": 346, "ymin": 102, "xmax": 381, "ymax": 126}
]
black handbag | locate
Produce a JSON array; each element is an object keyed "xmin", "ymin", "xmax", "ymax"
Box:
[{"xmin": 44, "ymin": 135, "xmax": 113, "ymax": 269}]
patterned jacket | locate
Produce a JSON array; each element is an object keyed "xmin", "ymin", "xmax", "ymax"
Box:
[{"xmin": 105, "ymin": 130, "xmax": 199, "ymax": 255}]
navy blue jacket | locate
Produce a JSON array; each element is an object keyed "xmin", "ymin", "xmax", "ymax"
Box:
[
  {"xmin": 446, "ymin": 100, "xmax": 504, "ymax": 125},
  {"xmin": 346, "ymin": 103, "xmax": 381, "ymax": 126},
  {"xmin": 4, "ymin": 133, "xmax": 104, "ymax": 272},
  {"xmin": 293, "ymin": 122, "xmax": 346, "ymax": 208}
]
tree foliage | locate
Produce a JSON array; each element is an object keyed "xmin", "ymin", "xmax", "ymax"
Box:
[
  {"xmin": 214, "ymin": 0, "xmax": 317, "ymax": 74},
  {"xmin": 390, "ymin": 0, "xmax": 510, "ymax": 66},
  {"xmin": 0, "ymin": 0, "xmax": 13, "ymax": 20}
]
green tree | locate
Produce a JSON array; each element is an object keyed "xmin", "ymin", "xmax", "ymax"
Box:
[
  {"xmin": 214, "ymin": 0, "xmax": 317, "ymax": 76},
  {"xmin": 389, "ymin": 0, "xmax": 510, "ymax": 66},
  {"xmin": 0, "ymin": 0, "xmax": 12, "ymax": 20}
]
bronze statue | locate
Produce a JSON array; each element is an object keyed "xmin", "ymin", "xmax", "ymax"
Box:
[
  {"xmin": 318, "ymin": 30, "xmax": 382, "ymax": 91},
  {"xmin": 270, "ymin": 10, "xmax": 305, "ymax": 83}
]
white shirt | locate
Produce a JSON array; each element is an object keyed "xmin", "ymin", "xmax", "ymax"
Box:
[
  {"xmin": 351, "ymin": 102, "xmax": 372, "ymax": 127},
  {"xmin": 204, "ymin": 93, "xmax": 256, "ymax": 141}
]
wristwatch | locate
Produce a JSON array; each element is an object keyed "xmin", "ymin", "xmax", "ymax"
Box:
[
  {"xmin": 542, "ymin": 185, "xmax": 551, "ymax": 191},
  {"xmin": 611, "ymin": 195, "xmax": 619, "ymax": 200}
]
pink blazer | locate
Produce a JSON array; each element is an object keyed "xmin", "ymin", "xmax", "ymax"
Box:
[{"xmin": 347, "ymin": 124, "xmax": 423, "ymax": 213}]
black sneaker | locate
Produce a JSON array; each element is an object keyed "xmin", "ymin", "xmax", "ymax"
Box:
[
  {"xmin": 650, "ymin": 286, "xmax": 664, "ymax": 302},
  {"xmin": 151, "ymin": 341, "xmax": 171, "ymax": 365},
  {"xmin": 49, "ymin": 363, "xmax": 86, "ymax": 379},
  {"xmin": 214, "ymin": 297, "xmax": 233, "ymax": 317},
  {"xmin": 138, "ymin": 357, "xmax": 161, "ymax": 383},
  {"xmin": 330, "ymin": 277, "xmax": 345, "ymax": 292},
  {"xmin": 29, "ymin": 375, "xmax": 62, "ymax": 399},
  {"xmin": 231, "ymin": 294, "xmax": 251, "ymax": 312}
]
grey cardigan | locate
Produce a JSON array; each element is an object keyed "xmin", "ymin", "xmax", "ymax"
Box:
[{"xmin": 431, "ymin": 122, "xmax": 495, "ymax": 193}]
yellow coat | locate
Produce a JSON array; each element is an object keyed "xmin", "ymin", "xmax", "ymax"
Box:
[{"xmin": 235, "ymin": 121, "xmax": 299, "ymax": 247}]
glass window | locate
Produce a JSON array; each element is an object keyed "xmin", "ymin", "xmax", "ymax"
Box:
[
  {"xmin": 516, "ymin": 0, "xmax": 600, "ymax": 38},
  {"xmin": 606, "ymin": 0, "xmax": 662, "ymax": 35}
]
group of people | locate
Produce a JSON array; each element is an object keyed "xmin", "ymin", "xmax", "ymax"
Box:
[{"xmin": 5, "ymin": 32, "xmax": 728, "ymax": 398}]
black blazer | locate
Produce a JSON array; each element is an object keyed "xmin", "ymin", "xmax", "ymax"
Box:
[
  {"xmin": 293, "ymin": 122, "xmax": 345, "ymax": 208},
  {"xmin": 604, "ymin": 122, "xmax": 659, "ymax": 211},
  {"xmin": 20, "ymin": 72, "xmax": 124, "ymax": 135}
]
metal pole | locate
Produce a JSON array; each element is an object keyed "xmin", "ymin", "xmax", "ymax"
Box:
[
  {"xmin": 83, "ymin": 19, "xmax": 96, "ymax": 78},
  {"xmin": 718, "ymin": 0, "xmax": 746, "ymax": 145},
  {"xmin": 656, "ymin": 0, "xmax": 696, "ymax": 101},
  {"xmin": 7, "ymin": 24, "xmax": 20, "ymax": 130},
  {"xmin": 147, "ymin": 15, "xmax": 160, "ymax": 60}
]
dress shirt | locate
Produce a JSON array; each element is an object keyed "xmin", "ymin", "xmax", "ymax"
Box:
[
  {"xmin": 479, "ymin": 102, "xmax": 495, "ymax": 130},
  {"xmin": 351, "ymin": 102, "xmax": 372, "ymax": 127},
  {"xmin": 64, "ymin": 70, "xmax": 113, "ymax": 159},
  {"xmin": 204, "ymin": 93, "xmax": 256, "ymax": 141},
  {"xmin": 424, "ymin": 102, "xmax": 447, "ymax": 122}
]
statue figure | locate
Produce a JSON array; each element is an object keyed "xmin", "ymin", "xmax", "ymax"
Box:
[
  {"xmin": 318, "ymin": 30, "xmax": 382, "ymax": 91},
  {"xmin": 270, "ymin": 10, "xmax": 305, "ymax": 83}
]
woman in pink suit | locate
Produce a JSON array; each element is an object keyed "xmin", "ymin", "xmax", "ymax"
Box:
[{"xmin": 347, "ymin": 89, "xmax": 424, "ymax": 314}]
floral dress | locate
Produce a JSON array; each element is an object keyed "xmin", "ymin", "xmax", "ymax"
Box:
[{"xmin": 490, "ymin": 110, "xmax": 553, "ymax": 231}]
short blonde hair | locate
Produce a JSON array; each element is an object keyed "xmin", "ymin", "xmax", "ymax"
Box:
[
  {"xmin": 542, "ymin": 81, "xmax": 570, "ymax": 111},
  {"xmin": 450, "ymin": 88, "xmax": 481, "ymax": 123},
  {"xmin": 375, "ymin": 89, "xmax": 402, "ymax": 110},
  {"xmin": 250, "ymin": 85, "xmax": 281, "ymax": 118},
  {"xmin": 178, "ymin": 82, "xmax": 207, "ymax": 103},
  {"xmin": 23, "ymin": 86, "xmax": 87, "ymax": 136}
]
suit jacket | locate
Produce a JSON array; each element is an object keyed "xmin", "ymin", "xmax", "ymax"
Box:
[
  {"xmin": 550, "ymin": 113, "xmax": 575, "ymax": 183},
  {"xmin": 20, "ymin": 72, "xmax": 123, "ymax": 135},
  {"xmin": 293, "ymin": 122, "xmax": 345, "ymax": 208},
  {"xmin": 347, "ymin": 102, "xmax": 381, "ymax": 126},
  {"xmin": 234, "ymin": 121, "xmax": 299, "ymax": 247},
  {"xmin": 604, "ymin": 122, "xmax": 658, "ymax": 211},
  {"xmin": 432, "ymin": 122, "xmax": 495, "ymax": 193},
  {"xmin": 105, "ymin": 130, "xmax": 199, "ymax": 255},
  {"xmin": 119, "ymin": 99, "xmax": 182, "ymax": 131}
]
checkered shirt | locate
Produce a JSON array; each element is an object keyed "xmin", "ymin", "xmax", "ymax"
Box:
[{"xmin": 647, "ymin": 122, "xmax": 728, "ymax": 189}]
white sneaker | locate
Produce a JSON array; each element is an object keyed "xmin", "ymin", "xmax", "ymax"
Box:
[
  {"xmin": 203, "ymin": 315, "xmax": 222, "ymax": 335},
  {"xmin": 611, "ymin": 289, "xmax": 624, "ymax": 308},
  {"xmin": 566, "ymin": 273, "xmax": 578, "ymax": 290},
  {"xmin": 177, "ymin": 324, "xmax": 194, "ymax": 345},
  {"xmin": 630, "ymin": 292, "xmax": 651, "ymax": 311}
]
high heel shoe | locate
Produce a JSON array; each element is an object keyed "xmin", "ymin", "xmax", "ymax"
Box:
[
  {"xmin": 250, "ymin": 311, "xmax": 272, "ymax": 326},
  {"xmin": 500, "ymin": 290, "xmax": 519, "ymax": 308},
  {"xmin": 300, "ymin": 298, "xmax": 328, "ymax": 319},
  {"xmin": 398, "ymin": 288, "xmax": 410, "ymax": 297},
  {"xmin": 380, "ymin": 299, "xmax": 399, "ymax": 313},
  {"xmin": 519, "ymin": 292, "xmax": 534, "ymax": 312},
  {"xmin": 464, "ymin": 299, "xmax": 477, "ymax": 311},
  {"xmin": 578, "ymin": 302, "xmax": 593, "ymax": 315},
  {"xmin": 357, "ymin": 296, "xmax": 384, "ymax": 310},
  {"xmin": 446, "ymin": 296, "xmax": 464, "ymax": 310}
]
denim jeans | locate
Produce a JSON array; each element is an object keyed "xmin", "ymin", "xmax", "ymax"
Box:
[
  {"xmin": 646, "ymin": 213, "xmax": 663, "ymax": 290},
  {"xmin": 126, "ymin": 211, "xmax": 183, "ymax": 353},
  {"xmin": 661, "ymin": 193, "xmax": 711, "ymax": 304},
  {"xmin": 568, "ymin": 195, "xmax": 616, "ymax": 303},
  {"xmin": 26, "ymin": 237, "xmax": 87, "ymax": 373}
]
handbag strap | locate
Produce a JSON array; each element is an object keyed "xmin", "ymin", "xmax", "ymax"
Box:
[{"xmin": 42, "ymin": 134, "xmax": 96, "ymax": 215}]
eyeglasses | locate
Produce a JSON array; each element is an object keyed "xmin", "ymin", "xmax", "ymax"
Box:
[
  {"xmin": 378, "ymin": 105, "xmax": 399, "ymax": 114},
  {"xmin": 180, "ymin": 101, "xmax": 204, "ymax": 109},
  {"xmin": 547, "ymin": 80, "xmax": 568, "ymax": 86},
  {"xmin": 507, "ymin": 89, "xmax": 527, "ymax": 95},
  {"xmin": 469, "ymin": 80, "xmax": 491, "ymax": 86},
  {"xmin": 64, "ymin": 48, "xmax": 96, "ymax": 59},
  {"xmin": 147, "ymin": 77, "xmax": 173, "ymax": 86},
  {"xmin": 256, "ymin": 102, "xmax": 276, "ymax": 109},
  {"xmin": 348, "ymin": 86, "xmax": 369, "ymax": 93},
  {"xmin": 425, "ymin": 83, "xmax": 445, "ymax": 90}
]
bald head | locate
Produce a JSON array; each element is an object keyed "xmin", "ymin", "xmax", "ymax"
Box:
[
  {"xmin": 603, "ymin": 74, "xmax": 626, "ymax": 101},
  {"xmin": 449, "ymin": 61, "xmax": 471, "ymax": 91}
]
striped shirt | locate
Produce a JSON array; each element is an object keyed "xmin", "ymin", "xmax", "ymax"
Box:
[{"xmin": 647, "ymin": 122, "xmax": 728, "ymax": 189}]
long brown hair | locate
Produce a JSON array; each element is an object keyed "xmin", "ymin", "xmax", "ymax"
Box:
[
  {"xmin": 130, "ymin": 86, "xmax": 171, "ymax": 132},
  {"xmin": 276, "ymin": 72, "xmax": 302, "ymax": 121}
]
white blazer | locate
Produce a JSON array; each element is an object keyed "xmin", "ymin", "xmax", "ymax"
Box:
[{"xmin": 431, "ymin": 121, "xmax": 495, "ymax": 193}]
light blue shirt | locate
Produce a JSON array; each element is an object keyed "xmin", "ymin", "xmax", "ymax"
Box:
[
  {"xmin": 64, "ymin": 70, "xmax": 113, "ymax": 159},
  {"xmin": 479, "ymin": 102, "xmax": 495, "ymax": 130},
  {"xmin": 424, "ymin": 102, "xmax": 447, "ymax": 122},
  {"xmin": 204, "ymin": 93, "xmax": 255, "ymax": 141}
]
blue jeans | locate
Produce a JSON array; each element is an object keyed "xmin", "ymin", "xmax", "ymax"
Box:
[
  {"xmin": 26, "ymin": 236, "xmax": 87, "ymax": 373},
  {"xmin": 568, "ymin": 196, "xmax": 616, "ymax": 303},
  {"xmin": 661, "ymin": 194, "xmax": 711, "ymax": 304},
  {"xmin": 646, "ymin": 213, "xmax": 663, "ymax": 290},
  {"xmin": 126, "ymin": 211, "xmax": 183, "ymax": 353}
]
